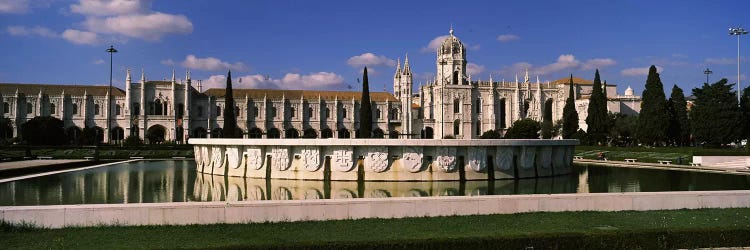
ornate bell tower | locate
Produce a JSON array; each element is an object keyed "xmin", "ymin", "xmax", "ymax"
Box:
[{"xmin": 436, "ymin": 27, "xmax": 467, "ymax": 85}]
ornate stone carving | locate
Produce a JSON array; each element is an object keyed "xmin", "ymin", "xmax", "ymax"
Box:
[
  {"xmin": 299, "ymin": 146, "xmax": 321, "ymax": 172},
  {"xmin": 467, "ymin": 147, "xmax": 486, "ymax": 172},
  {"xmin": 245, "ymin": 147, "xmax": 264, "ymax": 170},
  {"xmin": 436, "ymin": 147, "xmax": 456, "ymax": 172},
  {"xmin": 495, "ymin": 147, "xmax": 513, "ymax": 170},
  {"xmin": 303, "ymin": 189, "xmax": 322, "ymax": 199},
  {"xmin": 211, "ymin": 146, "xmax": 224, "ymax": 169},
  {"xmin": 539, "ymin": 147, "xmax": 552, "ymax": 169},
  {"xmin": 326, "ymin": 146, "xmax": 354, "ymax": 172},
  {"xmin": 269, "ymin": 146, "xmax": 290, "ymax": 171},
  {"xmin": 201, "ymin": 146, "xmax": 210, "ymax": 168},
  {"xmin": 226, "ymin": 146, "xmax": 241, "ymax": 169},
  {"xmin": 401, "ymin": 147, "xmax": 423, "ymax": 173},
  {"xmin": 365, "ymin": 146, "xmax": 389, "ymax": 172},
  {"xmin": 521, "ymin": 147, "xmax": 536, "ymax": 170}
]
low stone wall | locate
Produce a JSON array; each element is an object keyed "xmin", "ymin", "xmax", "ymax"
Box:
[
  {"xmin": 188, "ymin": 139, "xmax": 578, "ymax": 181},
  {"xmin": 692, "ymin": 156, "xmax": 750, "ymax": 167},
  {"xmin": 3, "ymin": 191, "xmax": 750, "ymax": 228}
]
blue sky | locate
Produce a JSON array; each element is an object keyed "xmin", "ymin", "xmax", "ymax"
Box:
[{"xmin": 1, "ymin": 0, "xmax": 749, "ymax": 96}]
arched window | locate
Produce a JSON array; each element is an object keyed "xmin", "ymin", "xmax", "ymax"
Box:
[
  {"xmin": 499, "ymin": 98, "xmax": 506, "ymax": 128},
  {"xmin": 133, "ymin": 103, "xmax": 140, "ymax": 115},
  {"xmin": 453, "ymin": 99, "xmax": 460, "ymax": 113},
  {"xmin": 453, "ymin": 71, "xmax": 459, "ymax": 85},
  {"xmin": 390, "ymin": 108, "xmax": 398, "ymax": 120},
  {"xmin": 94, "ymin": 104, "xmax": 100, "ymax": 115},
  {"xmin": 376, "ymin": 108, "xmax": 381, "ymax": 119},
  {"xmin": 50, "ymin": 103, "xmax": 56, "ymax": 114},
  {"xmin": 72, "ymin": 104, "xmax": 78, "ymax": 115},
  {"xmin": 154, "ymin": 99, "xmax": 162, "ymax": 115},
  {"xmin": 325, "ymin": 107, "xmax": 330, "ymax": 119},
  {"xmin": 476, "ymin": 120, "xmax": 481, "ymax": 136},
  {"xmin": 290, "ymin": 107, "xmax": 295, "ymax": 118},
  {"xmin": 308, "ymin": 107, "xmax": 313, "ymax": 119},
  {"xmin": 342, "ymin": 108, "xmax": 347, "ymax": 118},
  {"xmin": 235, "ymin": 106, "xmax": 240, "ymax": 117},
  {"xmin": 476, "ymin": 98, "xmax": 481, "ymax": 113},
  {"xmin": 216, "ymin": 105, "xmax": 221, "ymax": 117},
  {"xmin": 253, "ymin": 106, "xmax": 259, "ymax": 118},
  {"xmin": 3, "ymin": 102, "xmax": 8, "ymax": 114},
  {"xmin": 271, "ymin": 107, "xmax": 277, "ymax": 118},
  {"xmin": 115, "ymin": 104, "xmax": 121, "ymax": 115},
  {"xmin": 453, "ymin": 119, "xmax": 460, "ymax": 135},
  {"xmin": 27, "ymin": 102, "xmax": 32, "ymax": 114}
]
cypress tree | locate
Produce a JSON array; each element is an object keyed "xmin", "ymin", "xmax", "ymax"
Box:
[
  {"xmin": 541, "ymin": 99, "xmax": 553, "ymax": 139},
  {"xmin": 666, "ymin": 85, "xmax": 689, "ymax": 146},
  {"xmin": 691, "ymin": 79, "xmax": 741, "ymax": 147},
  {"xmin": 562, "ymin": 74, "xmax": 579, "ymax": 139},
  {"xmin": 636, "ymin": 65, "xmax": 669, "ymax": 146},
  {"xmin": 585, "ymin": 69, "xmax": 608, "ymax": 145},
  {"xmin": 223, "ymin": 70, "xmax": 241, "ymax": 138},
  {"xmin": 358, "ymin": 67, "xmax": 372, "ymax": 138}
]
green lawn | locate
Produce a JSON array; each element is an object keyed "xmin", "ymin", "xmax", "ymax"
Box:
[
  {"xmin": 3, "ymin": 208, "xmax": 750, "ymax": 249},
  {"xmin": 575, "ymin": 145, "xmax": 750, "ymax": 164}
]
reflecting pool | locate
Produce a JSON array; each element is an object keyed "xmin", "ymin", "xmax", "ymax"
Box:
[{"xmin": 1, "ymin": 160, "xmax": 750, "ymax": 206}]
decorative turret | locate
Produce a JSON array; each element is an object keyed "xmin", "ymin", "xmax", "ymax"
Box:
[
  {"xmin": 394, "ymin": 58, "xmax": 401, "ymax": 78},
  {"xmin": 436, "ymin": 26, "xmax": 467, "ymax": 85},
  {"xmin": 403, "ymin": 54, "xmax": 412, "ymax": 75}
]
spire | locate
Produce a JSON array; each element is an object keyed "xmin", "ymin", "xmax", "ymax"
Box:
[
  {"xmin": 126, "ymin": 68, "xmax": 131, "ymax": 82},
  {"xmin": 171, "ymin": 68, "xmax": 176, "ymax": 83},
  {"xmin": 524, "ymin": 68, "xmax": 530, "ymax": 83},
  {"xmin": 403, "ymin": 54, "xmax": 411, "ymax": 75},
  {"xmin": 449, "ymin": 24, "xmax": 454, "ymax": 36},
  {"xmin": 515, "ymin": 74, "xmax": 518, "ymax": 84},
  {"xmin": 185, "ymin": 69, "xmax": 191, "ymax": 82},
  {"xmin": 140, "ymin": 68, "xmax": 145, "ymax": 83},
  {"xmin": 394, "ymin": 57, "xmax": 401, "ymax": 77}
]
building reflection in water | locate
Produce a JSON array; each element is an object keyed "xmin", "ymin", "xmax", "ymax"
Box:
[{"xmin": 3, "ymin": 161, "xmax": 750, "ymax": 206}]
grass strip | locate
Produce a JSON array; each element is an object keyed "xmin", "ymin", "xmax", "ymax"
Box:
[{"xmin": 2, "ymin": 208, "xmax": 750, "ymax": 249}]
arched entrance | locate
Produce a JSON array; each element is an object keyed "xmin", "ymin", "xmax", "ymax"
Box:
[
  {"xmin": 321, "ymin": 128, "xmax": 333, "ymax": 139},
  {"xmin": 193, "ymin": 127, "xmax": 207, "ymax": 138},
  {"xmin": 373, "ymin": 128, "xmax": 384, "ymax": 138},
  {"xmin": 248, "ymin": 127, "xmax": 262, "ymax": 138},
  {"xmin": 146, "ymin": 125, "xmax": 166, "ymax": 144},
  {"xmin": 110, "ymin": 127, "xmax": 124, "ymax": 144},
  {"xmin": 338, "ymin": 128, "xmax": 350, "ymax": 138},
  {"xmin": 210, "ymin": 128, "xmax": 223, "ymax": 138},
  {"xmin": 424, "ymin": 126, "xmax": 434, "ymax": 139},
  {"xmin": 285, "ymin": 128, "xmax": 299, "ymax": 138},
  {"xmin": 267, "ymin": 128, "xmax": 280, "ymax": 138},
  {"xmin": 303, "ymin": 128, "xmax": 317, "ymax": 138}
]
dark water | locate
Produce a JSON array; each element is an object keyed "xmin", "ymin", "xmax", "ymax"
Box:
[{"xmin": 1, "ymin": 160, "xmax": 749, "ymax": 206}]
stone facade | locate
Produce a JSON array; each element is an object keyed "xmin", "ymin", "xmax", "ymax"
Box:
[{"xmin": 0, "ymin": 28, "xmax": 641, "ymax": 143}]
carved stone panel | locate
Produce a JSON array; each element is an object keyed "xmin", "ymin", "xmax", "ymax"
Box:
[
  {"xmin": 520, "ymin": 147, "xmax": 536, "ymax": 170},
  {"xmin": 245, "ymin": 146, "xmax": 264, "ymax": 170},
  {"xmin": 365, "ymin": 146, "xmax": 389, "ymax": 173},
  {"xmin": 539, "ymin": 146, "xmax": 552, "ymax": 169},
  {"xmin": 226, "ymin": 146, "xmax": 241, "ymax": 169},
  {"xmin": 467, "ymin": 147, "xmax": 487, "ymax": 172},
  {"xmin": 269, "ymin": 146, "xmax": 290, "ymax": 171},
  {"xmin": 211, "ymin": 146, "xmax": 224, "ymax": 169},
  {"xmin": 495, "ymin": 147, "xmax": 514, "ymax": 170},
  {"xmin": 436, "ymin": 147, "xmax": 456, "ymax": 172},
  {"xmin": 298, "ymin": 146, "xmax": 321, "ymax": 172},
  {"xmin": 401, "ymin": 146, "xmax": 424, "ymax": 173},
  {"xmin": 326, "ymin": 146, "xmax": 354, "ymax": 172},
  {"xmin": 201, "ymin": 146, "xmax": 210, "ymax": 168}
]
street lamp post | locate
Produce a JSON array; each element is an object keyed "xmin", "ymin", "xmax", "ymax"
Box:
[
  {"xmin": 703, "ymin": 68, "xmax": 713, "ymax": 84},
  {"xmin": 729, "ymin": 27, "xmax": 748, "ymax": 102},
  {"xmin": 106, "ymin": 45, "xmax": 118, "ymax": 144}
]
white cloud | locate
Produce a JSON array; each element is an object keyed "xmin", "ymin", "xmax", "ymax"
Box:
[
  {"xmin": 621, "ymin": 66, "xmax": 663, "ymax": 76},
  {"xmin": 497, "ymin": 34, "xmax": 520, "ymax": 42},
  {"xmin": 537, "ymin": 54, "xmax": 580, "ymax": 74},
  {"xmin": 83, "ymin": 12, "xmax": 192, "ymax": 41},
  {"xmin": 94, "ymin": 59, "xmax": 104, "ymax": 64},
  {"xmin": 346, "ymin": 53, "xmax": 395, "ymax": 67},
  {"xmin": 71, "ymin": 0, "xmax": 150, "ymax": 16},
  {"xmin": 466, "ymin": 63, "xmax": 485, "ymax": 76},
  {"xmin": 160, "ymin": 59, "xmax": 175, "ymax": 66},
  {"xmin": 582, "ymin": 58, "xmax": 617, "ymax": 70},
  {"xmin": 6, "ymin": 25, "xmax": 57, "ymax": 37},
  {"xmin": 0, "ymin": 0, "xmax": 30, "ymax": 13},
  {"xmin": 180, "ymin": 55, "xmax": 247, "ymax": 72},
  {"xmin": 422, "ymin": 35, "xmax": 449, "ymax": 52},
  {"xmin": 705, "ymin": 57, "xmax": 735, "ymax": 65},
  {"xmin": 62, "ymin": 29, "xmax": 100, "ymax": 45},
  {"xmin": 202, "ymin": 72, "xmax": 346, "ymax": 90}
]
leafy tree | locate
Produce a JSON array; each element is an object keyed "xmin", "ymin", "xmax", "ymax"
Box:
[
  {"xmin": 561, "ymin": 74, "xmax": 579, "ymax": 138},
  {"xmin": 223, "ymin": 70, "xmax": 242, "ymax": 138},
  {"xmin": 123, "ymin": 135, "xmax": 143, "ymax": 146},
  {"xmin": 667, "ymin": 85, "xmax": 690, "ymax": 146},
  {"xmin": 740, "ymin": 86, "xmax": 750, "ymax": 145},
  {"xmin": 504, "ymin": 118, "xmax": 540, "ymax": 139},
  {"xmin": 552, "ymin": 119, "xmax": 563, "ymax": 138},
  {"xmin": 691, "ymin": 78, "xmax": 741, "ymax": 147},
  {"xmin": 541, "ymin": 99, "xmax": 553, "ymax": 139},
  {"xmin": 572, "ymin": 129, "xmax": 589, "ymax": 145},
  {"xmin": 636, "ymin": 65, "xmax": 669, "ymax": 146},
  {"xmin": 21, "ymin": 116, "xmax": 66, "ymax": 145},
  {"xmin": 585, "ymin": 69, "xmax": 608, "ymax": 144},
  {"xmin": 480, "ymin": 129, "xmax": 502, "ymax": 139},
  {"xmin": 358, "ymin": 67, "xmax": 372, "ymax": 138},
  {"xmin": 0, "ymin": 117, "xmax": 12, "ymax": 143},
  {"xmin": 608, "ymin": 113, "xmax": 638, "ymax": 146}
]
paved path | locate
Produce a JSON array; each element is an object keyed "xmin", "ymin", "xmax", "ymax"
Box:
[
  {"xmin": 574, "ymin": 159, "xmax": 750, "ymax": 176},
  {"xmin": 0, "ymin": 159, "xmax": 89, "ymax": 172}
]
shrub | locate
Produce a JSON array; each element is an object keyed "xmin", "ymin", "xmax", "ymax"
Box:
[
  {"xmin": 504, "ymin": 118, "xmax": 541, "ymax": 139},
  {"xmin": 123, "ymin": 135, "xmax": 143, "ymax": 146},
  {"xmin": 480, "ymin": 129, "xmax": 503, "ymax": 139},
  {"xmin": 20, "ymin": 116, "xmax": 66, "ymax": 145}
]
